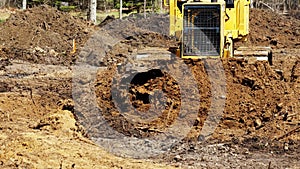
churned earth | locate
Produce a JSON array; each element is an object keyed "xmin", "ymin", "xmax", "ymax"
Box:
[{"xmin": 0, "ymin": 6, "xmax": 299, "ymax": 168}]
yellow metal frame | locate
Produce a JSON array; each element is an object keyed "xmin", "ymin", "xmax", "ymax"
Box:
[
  {"xmin": 169, "ymin": 0, "xmax": 183, "ymax": 37},
  {"xmin": 164, "ymin": 0, "xmax": 170, "ymax": 6},
  {"xmin": 181, "ymin": 2, "xmax": 226, "ymax": 59},
  {"xmin": 224, "ymin": 0, "xmax": 250, "ymax": 40},
  {"xmin": 167, "ymin": 0, "xmax": 250, "ymax": 59}
]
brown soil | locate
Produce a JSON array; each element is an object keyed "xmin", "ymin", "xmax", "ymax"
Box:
[
  {"xmin": 93, "ymin": 8, "xmax": 300, "ymax": 168},
  {"xmin": 0, "ymin": 5, "xmax": 94, "ymax": 65},
  {"xmin": 99, "ymin": 13, "xmax": 169, "ymax": 35},
  {"xmin": 238, "ymin": 9, "xmax": 300, "ymax": 49},
  {"xmin": 0, "ymin": 6, "xmax": 299, "ymax": 168}
]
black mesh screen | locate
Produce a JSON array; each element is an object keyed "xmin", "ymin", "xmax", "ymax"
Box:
[{"xmin": 183, "ymin": 5, "xmax": 221, "ymax": 56}]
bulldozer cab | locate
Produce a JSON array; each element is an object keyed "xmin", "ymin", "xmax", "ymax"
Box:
[
  {"xmin": 181, "ymin": 3, "xmax": 224, "ymax": 59},
  {"xmin": 166, "ymin": 0, "xmax": 272, "ymax": 64}
]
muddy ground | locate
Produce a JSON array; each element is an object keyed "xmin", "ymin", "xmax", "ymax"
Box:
[{"xmin": 0, "ymin": 6, "xmax": 299, "ymax": 168}]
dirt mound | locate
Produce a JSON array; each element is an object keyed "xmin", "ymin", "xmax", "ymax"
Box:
[
  {"xmin": 98, "ymin": 15, "xmax": 115, "ymax": 27},
  {"xmin": 101, "ymin": 9, "xmax": 300, "ymax": 50},
  {"xmin": 96, "ymin": 17, "xmax": 177, "ymax": 66},
  {"xmin": 0, "ymin": 5, "xmax": 94, "ymax": 65},
  {"xmin": 215, "ymin": 59, "xmax": 299, "ymax": 141},
  {"xmin": 100, "ymin": 13, "xmax": 169, "ymax": 36},
  {"xmin": 89, "ymin": 9, "xmax": 300, "ymax": 148},
  {"xmin": 95, "ymin": 56, "xmax": 300, "ymax": 141},
  {"xmin": 126, "ymin": 13, "xmax": 169, "ymax": 35},
  {"xmin": 92, "ymin": 14, "xmax": 300, "ymax": 145},
  {"xmin": 243, "ymin": 9, "xmax": 300, "ymax": 49},
  {"xmin": 0, "ymin": 93, "xmax": 174, "ymax": 169},
  {"xmin": 101, "ymin": 32, "xmax": 176, "ymax": 66},
  {"xmin": 289, "ymin": 10, "xmax": 300, "ymax": 20},
  {"xmin": 93, "ymin": 10, "xmax": 300, "ymax": 144},
  {"xmin": 96, "ymin": 67, "xmax": 183, "ymax": 138}
]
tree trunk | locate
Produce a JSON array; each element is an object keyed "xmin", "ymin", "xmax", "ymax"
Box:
[
  {"xmin": 283, "ymin": 0, "xmax": 288, "ymax": 13},
  {"xmin": 144, "ymin": 0, "xmax": 146, "ymax": 18},
  {"xmin": 22, "ymin": 0, "xmax": 26, "ymax": 9},
  {"xmin": 250, "ymin": 0, "xmax": 254, "ymax": 8},
  {"xmin": 88, "ymin": 0, "xmax": 97, "ymax": 23},
  {"xmin": 119, "ymin": 0, "xmax": 122, "ymax": 19}
]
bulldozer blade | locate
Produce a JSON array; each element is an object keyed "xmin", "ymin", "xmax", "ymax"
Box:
[
  {"xmin": 118, "ymin": 47, "xmax": 173, "ymax": 74},
  {"xmin": 234, "ymin": 46, "xmax": 272, "ymax": 65},
  {"xmin": 136, "ymin": 47, "xmax": 172, "ymax": 61}
]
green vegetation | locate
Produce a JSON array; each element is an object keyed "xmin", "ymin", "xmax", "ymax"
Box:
[{"xmin": 59, "ymin": 5, "xmax": 77, "ymax": 12}]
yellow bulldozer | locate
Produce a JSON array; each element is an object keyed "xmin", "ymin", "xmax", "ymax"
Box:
[{"xmin": 165, "ymin": 0, "xmax": 272, "ymax": 64}]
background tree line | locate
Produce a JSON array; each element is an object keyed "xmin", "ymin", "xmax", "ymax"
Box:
[
  {"xmin": 0, "ymin": 0, "xmax": 162, "ymax": 12},
  {"xmin": 1, "ymin": 0, "xmax": 298, "ymax": 12},
  {"xmin": 252, "ymin": 0, "xmax": 299, "ymax": 11}
]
